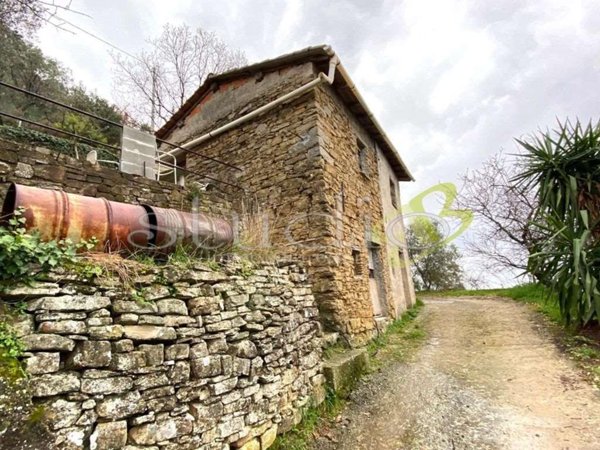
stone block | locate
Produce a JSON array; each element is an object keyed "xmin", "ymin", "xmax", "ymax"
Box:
[
  {"xmin": 21, "ymin": 334, "xmax": 75, "ymax": 352},
  {"xmin": 115, "ymin": 313, "xmax": 139, "ymax": 324},
  {"xmin": 168, "ymin": 361, "xmax": 190, "ymax": 384},
  {"xmin": 110, "ymin": 351, "xmax": 147, "ymax": 371},
  {"xmin": 113, "ymin": 339, "xmax": 134, "ymax": 353},
  {"xmin": 188, "ymin": 297, "xmax": 222, "ymax": 315},
  {"xmin": 30, "ymin": 372, "xmax": 80, "ymax": 397},
  {"xmin": 189, "ymin": 342, "xmax": 208, "ymax": 359},
  {"xmin": 207, "ymin": 336, "xmax": 228, "ymax": 354},
  {"xmin": 209, "ymin": 377, "xmax": 238, "ymax": 395},
  {"xmin": 113, "ymin": 300, "xmax": 158, "ymax": 314},
  {"xmin": 67, "ymin": 341, "xmax": 112, "ymax": 368},
  {"xmin": 90, "ymin": 420, "xmax": 128, "ymax": 450},
  {"xmin": 86, "ymin": 317, "xmax": 112, "ymax": 326},
  {"xmin": 81, "ymin": 376, "xmax": 133, "ymax": 395},
  {"xmin": 165, "ymin": 343, "xmax": 189, "ymax": 360},
  {"xmin": 8, "ymin": 314, "xmax": 34, "ymax": 337},
  {"xmin": 88, "ymin": 325, "xmax": 125, "ymax": 340},
  {"xmin": 128, "ymin": 414, "xmax": 193, "ymax": 445},
  {"xmin": 138, "ymin": 315, "xmax": 164, "ymax": 325},
  {"xmin": 139, "ymin": 344, "xmax": 164, "ymax": 366},
  {"xmin": 27, "ymin": 295, "xmax": 110, "ymax": 312},
  {"xmin": 123, "ymin": 325, "xmax": 177, "ymax": 341},
  {"xmin": 42, "ymin": 398, "xmax": 81, "ymax": 431},
  {"xmin": 322, "ymin": 348, "xmax": 369, "ymax": 397},
  {"xmin": 191, "ymin": 355, "xmax": 222, "ymax": 378},
  {"xmin": 96, "ymin": 390, "xmax": 146, "ymax": 419},
  {"xmin": 156, "ymin": 298, "xmax": 188, "ymax": 315},
  {"xmin": 260, "ymin": 425, "xmax": 278, "ymax": 449},
  {"xmin": 134, "ymin": 372, "xmax": 169, "ymax": 390},
  {"xmin": 2, "ymin": 282, "xmax": 60, "ymax": 298},
  {"xmin": 14, "ymin": 162, "xmax": 33, "ymax": 178},
  {"xmin": 24, "ymin": 352, "xmax": 60, "ymax": 374},
  {"xmin": 229, "ymin": 340, "xmax": 258, "ymax": 358},
  {"xmin": 218, "ymin": 415, "xmax": 245, "ymax": 438},
  {"xmin": 237, "ymin": 438, "xmax": 260, "ymax": 450}
]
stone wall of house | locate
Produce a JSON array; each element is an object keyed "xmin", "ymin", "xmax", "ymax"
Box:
[
  {"xmin": 2, "ymin": 259, "xmax": 323, "ymax": 450},
  {"xmin": 165, "ymin": 64, "xmax": 340, "ymax": 338},
  {"xmin": 160, "ymin": 62, "xmax": 414, "ymax": 344},
  {"xmin": 0, "ymin": 139, "xmax": 230, "ymax": 217},
  {"xmin": 313, "ymin": 84, "xmax": 398, "ymax": 342},
  {"xmin": 163, "ymin": 63, "xmax": 318, "ymax": 147}
]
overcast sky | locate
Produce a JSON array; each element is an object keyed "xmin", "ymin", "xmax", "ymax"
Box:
[{"xmin": 36, "ymin": 0, "xmax": 600, "ymax": 285}]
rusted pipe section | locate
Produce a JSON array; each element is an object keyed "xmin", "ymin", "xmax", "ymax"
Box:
[
  {"xmin": 144, "ymin": 205, "xmax": 234, "ymax": 254},
  {"xmin": 1, "ymin": 183, "xmax": 233, "ymax": 254}
]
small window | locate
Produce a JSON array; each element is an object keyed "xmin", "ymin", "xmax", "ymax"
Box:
[
  {"xmin": 352, "ymin": 249, "xmax": 362, "ymax": 276},
  {"xmin": 367, "ymin": 247, "xmax": 375, "ymax": 279},
  {"xmin": 389, "ymin": 177, "xmax": 398, "ymax": 207},
  {"xmin": 357, "ymin": 139, "xmax": 369, "ymax": 176}
]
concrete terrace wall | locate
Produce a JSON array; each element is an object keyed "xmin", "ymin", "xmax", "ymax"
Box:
[
  {"xmin": 0, "ymin": 139, "xmax": 230, "ymax": 216},
  {"xmin": 2, "ymin": 260, "xmax": 324, "ymax": 450}
]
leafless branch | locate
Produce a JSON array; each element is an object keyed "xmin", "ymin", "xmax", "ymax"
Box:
[
  {"xmin": 456, "ymin": 150, "xmax": 541, "ymax": 274},
  {"xmin": 111, "ymin": 24, "xmax": 248, "ymax": 129}
]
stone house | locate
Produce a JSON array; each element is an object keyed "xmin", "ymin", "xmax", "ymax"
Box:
[{"xmin": 156, "ymin": 45, "xmax": 415, "ymax": 344}]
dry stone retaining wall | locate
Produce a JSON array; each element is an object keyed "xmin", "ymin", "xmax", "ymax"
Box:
[{"xmin": 2, "ymin": 259, "xmax": 324, "ymax": 450}]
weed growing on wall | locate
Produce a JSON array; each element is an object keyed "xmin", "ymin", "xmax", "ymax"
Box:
[
  {"xmin": 0, "ymin": 209, "xmax": 78, "ymax": 287},
  {"xmin": 0, "ymin": 321, "xmax": 25, "ymax": 382}
]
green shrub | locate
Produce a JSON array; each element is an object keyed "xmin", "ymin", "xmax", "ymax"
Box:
[
  {"xmin": 515, "ymin": 119, "xmax": 600, "ymax": 325},
  {"xmin": 0, "ymin": 209, "xmax": 96, "ymax": 287},
  {"xmin": 0, "ymin": 321, "xmax": 25, "ymax": 381}
]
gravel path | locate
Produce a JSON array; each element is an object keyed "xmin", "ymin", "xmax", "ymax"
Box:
[{"xmin": 315, "ymin": 296, "xmax": 600, "ymax": 450}]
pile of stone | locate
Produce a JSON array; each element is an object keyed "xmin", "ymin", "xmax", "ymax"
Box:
[{"xmin": 2, "ymin": 259, "xmax": 324, "ymax": 450}]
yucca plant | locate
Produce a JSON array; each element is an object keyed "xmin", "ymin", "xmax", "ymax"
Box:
[{"xmin": 515, "ymin": 119, "xmax": 600, "ymax": 325}]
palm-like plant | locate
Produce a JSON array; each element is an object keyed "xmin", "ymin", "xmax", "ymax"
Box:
[{"xmin": 515, "ymin": 119, "xmax": 600, "ymax": 325}]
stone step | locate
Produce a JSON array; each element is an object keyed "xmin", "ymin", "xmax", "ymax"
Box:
[{"xmin": 322, "ymin": 348, "xmax": 369, "ymax": 397}]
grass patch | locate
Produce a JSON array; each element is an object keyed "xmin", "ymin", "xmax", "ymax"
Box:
[
  {"xmin": 271, "ymin": 388, "xmax": 345, "ymax": 450},
  {"xmin": 367, "ymin": 299, "xmax": 426, "ymax": 371}
]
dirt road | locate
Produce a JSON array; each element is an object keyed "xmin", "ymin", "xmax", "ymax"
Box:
[{"xmin": 316, "ymin": 297, "xmax": 600, "ymax": 450}]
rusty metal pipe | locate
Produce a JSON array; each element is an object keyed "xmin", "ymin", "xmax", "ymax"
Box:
[
  {"xmin": 144, "ymin": 205, "xmax": 234, "ymax": 254},
  {"xmin": 1, "ymin": 183, "xmax": 233, "ymax": 254},
  {"xmin": 1, "ymin": 183, "xmax": 149, "ymax": 252}
]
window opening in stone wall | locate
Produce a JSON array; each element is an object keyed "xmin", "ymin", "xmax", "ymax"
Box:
[
  {"xmin": 352, "ymin": 249, "xmax": 362, "ymax": 275},
  {"xmin": 367, "ymin": 246, "xmax": 376, "ymax": 279},
  {"xmin": 357, "ymin": 138, "xmax": 369, "ymax": 176},
  {"xmin": 390, "ymin": 177, "xmax": 398, "ymax": 207}
]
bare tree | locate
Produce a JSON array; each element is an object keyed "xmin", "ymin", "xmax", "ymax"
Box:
[
  {"xmin": 4, "ymin": 0, "xmax": 91, "ymax": 37},
  {"xmin": 111, "ymin": 24, "xmax": 247, "ymax": 130},
  {"xmin": 455, "ymin": 151, "xmax": 540, "ymax": 274}
]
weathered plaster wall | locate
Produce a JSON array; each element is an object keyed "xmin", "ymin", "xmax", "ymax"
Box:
[
  {"xmin": 0, "ymin": 139, "xmax": 230, "ymax": 216},
  {"xmin": 377, "ymin": 145, "xmax": 416, "ymax": 313},
  {"xmin": 2, "ymin": 260, "xmax": 323, "ymax": 450}
]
